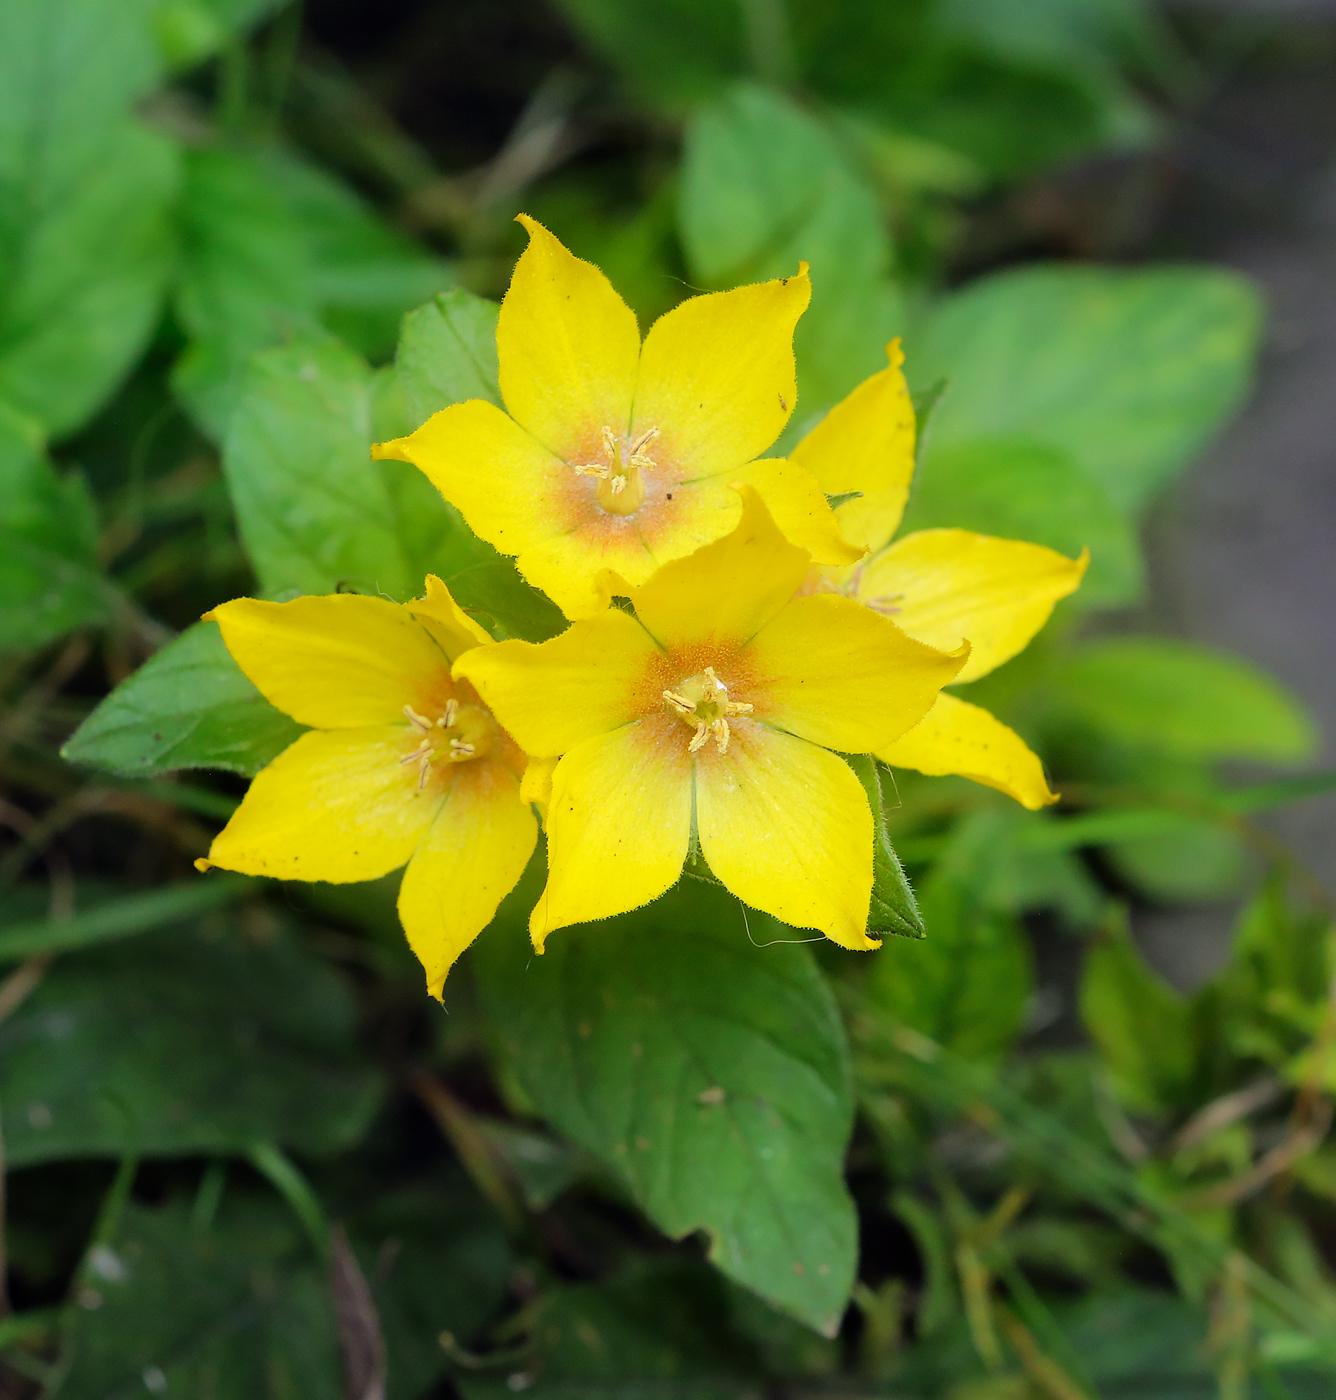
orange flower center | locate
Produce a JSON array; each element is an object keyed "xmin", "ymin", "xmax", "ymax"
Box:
[
  {"xmin": 662, "ymin": 666, "xmax": 754, "ymax": 754},
  {"xmin": 400, "ymin": 698, "xmax": 495, "ymax": 788},
  {"xmin": 572, "ymin": 425, "xmax": 659, "ymax": 516}
]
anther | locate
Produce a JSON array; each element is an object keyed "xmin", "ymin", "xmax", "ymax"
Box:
[
  {"xmin": 442, "ymin": 698, "xmax": 458, "ymax": 727},
  {"xmin": 403, "ymin": 704, "xmax": 433, "ymax": 731},
  {"xmin": 400, "ymin": 741, "xmax": 432, "ymax": 766},
  {"xmin": 449, "ymin": 739, "xmax": 475, "ymax": 759}
]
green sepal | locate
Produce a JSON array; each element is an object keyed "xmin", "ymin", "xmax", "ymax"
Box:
[{"xmin": 846, "ymin": 753, "xmax": 924, "ymax": 940}]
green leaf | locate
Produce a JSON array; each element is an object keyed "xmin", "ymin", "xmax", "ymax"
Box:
[
  {"xmin": 0, "ymin": 401, "xmax": 107, "ymax": 652},
  {"xmin": 457, "ymin": 1258, "xmax": 761, "ymax": 1400},
  {"xmin": 221, "ymin": 336, "xmax": 563, "ymax": 640},
  {"xmin": 57, "ymin": 1195, "xmax": 342, "ymax": 1400},
  {"xmin": 347, "ymin": 1172, "xmax": 514, "ymax": 1399},
  {"xmin": 0, "ymin": 874, "xmax": 252, "ymax": 959},
  {"xmin": 0, "ymin": 0, "xmax": 177, "ymax": 432},
  {"xmin": 1079, "ymin": 912, "xmax": 1195, "ymax": 1111},
  {"xmin": 272, "ymin": 150, "xmax": 453, "ymax": 363},
  {"xmin": 1050, "ymin": 637, "xmax": 1316, "ymax": 763},
  {"xmin": 549, "ymin": 0, "xmax": 744, "ymax": 104},
  {"xmin": 151, "ymin": 0, "xmax": 285, "ymax": 70},
  {"xmin": 847, "ymin": 755, "xmax": 923, "ymax": 938},
  {"xmin": 62, "ymin": 620, "xmax": 305, "ymax": 777},
  {"xmin": 474, "ymin": 878, "xmax": 857, "ymax": 1335},
  {"xmin": 680, "ymin": 83, "xmax": 902, "ymax": 411},
  {"xmin": 171, "ymin": 144, "xmax": 321, "ymax": 438},
  {"xmin": 222, "ymin": 336, "xmax": 415, "ymax": 598},
  {"xmin": 900, "ymin": 437, "xmax": 1143, "ymax": 607},
  {"xmin": 395, "ymin": 290, "xmax": 502, "ymax": 427},
  {"xmin": 913, "ymin": 264, "xmax": 1262, "ymax": 511},
  {"xmin": 1104, "ymin": 815, "xmax": 1248, "ymax": 903},
  {"xmin": 0, "ymin": 917, "xmax": 383, "ymax": 1165},
  {"xmin": 863, "ymin": 846, "xmax": 1032, "ymax": 1064},
  {"xmin": 1215, "ymin": 877, "xmax": 1331, "ymax": 1026},
  {"xmin": 171, "ymin": 145, "xmax": 454, "ymax": 438},
  {"xmin": 0, "ymin": 121, "xmax": 178, "ymax": 437}
]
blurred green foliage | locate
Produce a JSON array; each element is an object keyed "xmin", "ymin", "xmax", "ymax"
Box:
[{"xmin": 2, "ymin": 0, "xmax": 1336, "ymax": 1396}]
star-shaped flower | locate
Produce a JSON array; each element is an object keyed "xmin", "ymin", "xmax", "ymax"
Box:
[
  {"xmin": 456, "ymin": 491, "xmax": 966, "ymax": 949},
  {"xmin": 196, "ymin": 578, "xmax": 536, "ymax": 996},
  {"xmin": 791, "ymin": 343, "xmax": 1087, "ymax": 809},
  {"xmin": 372, "ymin": 216, "xmax": 861, "ymax": 619}
]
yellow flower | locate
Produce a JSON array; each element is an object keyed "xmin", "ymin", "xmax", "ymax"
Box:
[
  {"xmin": 790, "ymin": 342, "xmax": 1087, "ymax": 810},
  {"xmin": 195, "ymin": 578, "xmax": 537, "ymax": 997},
  {"xmin": 372, "ymin": 216, "xmax": 861, "ymax": 620},
  {"xmin": 456, "ymin": 490, "xmax": 966, "ymax": 950}
]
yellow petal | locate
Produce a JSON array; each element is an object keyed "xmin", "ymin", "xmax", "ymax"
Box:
[
  {"xmin": 454, "ymin": 608, "xmax": 660, "ymax": 757},
  {"xmin": 207, "ymin": 595, "xmax": 450, "ymax": 728},
  {"xmin": 398, "ymin": 759, "xmax": 538, "ymax": 998},
  {"xmin": 695, "ymin": 721, "xmax": 876, "ymax": 950},
  {"xmin": 520, "ymin": 756, "xmax": 557, "ymax": 812},
  {"xmin": 631, "ymin": 269, "xmax": 810, "ymax": 479},
  {"xmin": 205, "ymin": 727, "xmax": 438, "ymax": 881},
  {"xmin": 513, "ymin": 524, "xmax": 659, "ymax": 621},
  {"xmin": 497, "ymin": 214, "xmax": 641, "ymax": 461},
  {"xmin": 372, "ymin": 398, "xmax": 569, "ymax": 558},
  {"xmin": 531, "ymin": 716, "xmax": 692, "ymax": 947},
  {"xmin": 858, "ymin": 529, "xmax": 1088, "ymax": 683},
  {"xmin": 747, "ymin": 594, "xmax": 968, "ymax": 752},
  {"xmin": 407, "ymin": 574, "xmax": 493, "ymax": 661},
  {"xmin": 729, "ymin": 458, "xmax": 864, "ymax": 567},
  {"xmin": 631, "ymin": 487, "xmax": 811, "ymax": 652},
  {"xmin": 789, "ymin": 340, "xmax": 916, "ymax": 553},
  {"xmin": 878, "ymin": 692, "xmax": 1058, "ymax": 810}
]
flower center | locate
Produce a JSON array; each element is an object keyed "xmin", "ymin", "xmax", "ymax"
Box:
[
  {"xmin": 573, "ymin": 425, "xmax": 658, "ymax": 516},
  {"xmin": 662, "ymin": 666, "xmax": 753, "ymax": 755},
  {"xmin": 400, "ymin": 699, "xmax": 494, "ymax": 788}
]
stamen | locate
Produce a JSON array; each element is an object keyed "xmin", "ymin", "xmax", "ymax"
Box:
[
  {"xmin": 687, "ymin": 722, "xmax": 709, "ymax": 753},
  {"xmin": 442, "ymin": 698, "xmax": 458, "ymax": 728},
  {"xmin": 403, "ymin": 704, "xmax": 433, "ymax": 731},
  {"xmin": 449, "ymin": 739, "xmax": 475, "ymax": 759},
  {"xmin": 864, "ymin": 592, "xmax": 905, "ymax": 617},
  {"xmin": 417, "ymin": 756, "xmax": 431, "ymax": 789},
  {"xmin": 663, "ymin": 689, "xmax": 694, "ymax": 715},
  {"xmin": 399, "ymin": 741, "xmax": 432, "ymax": 766}
]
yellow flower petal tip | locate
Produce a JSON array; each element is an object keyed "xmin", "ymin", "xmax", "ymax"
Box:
[
  {"xmin": 464, "ymin": 494, "xmax": 966, "ymax": 949},
  {"xmin": 879, "ymin": 692, "xmax": 1059, "ymax": 811},
  {"xmin": 790, "ymin": 339, "xmax": 917, "ymax": 554},
  {"xmin": 386, "ymin": 219, "xmax": 830, "ymax": 619},
  {"xmin": 520, "ymin": 755, "xmax": 556, "ymax": 817},
  {"xmin": 201, "ymin": 580, "xmax": 538, "ymax": 995},
  {"xmin": 194, "ymin": 857, "xmax": 213, "ymax": 873}
]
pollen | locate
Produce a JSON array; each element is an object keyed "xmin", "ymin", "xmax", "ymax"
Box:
[
  {"xmin": 662, "ymin": 665, "xmax": 753, "ymax": 755},
  {"xmin": 573, "ymin": 425, "xmax": 658, "ymax": 516}
]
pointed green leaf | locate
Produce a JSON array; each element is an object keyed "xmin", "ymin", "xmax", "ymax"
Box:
[
  {"xmin": 1079, "ymin": 911, "xmax": 1195, "ymax": 1110},
  {"xmin": 63, "ymin": 620, "xmax": 305, "ymax": 777},
  {"xmin": 474, "ymin": 878, "xmax": 857, "ymax": 1335},
  {"xmin": 395, "ymin": 288, "xmax": 501, "ymax": 426},
  {"xmin": 0, "ymin": 918, "xmax": 383, "ymax": 1164},
  {"xmin": 865, "ymin": 812, "xmax": 1033, "ymax": 1063},
  {"xmin": 0, "ymin": 402, "xmax": 107, "ymax": 652},
  {"xmin": 847, "ymin": 754, "xmax": 923, "ymax": 939},
  {"xmin": 914, "ymin": 264, "xmax": 1262, "ymax": 511},
  {"xmin": 680, "ymin": 83, "xmax": 902, "ymax": 410},
  {"xmin": 1051, "ymin": 637, "xmax": 1316, "ymax": 763}
]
